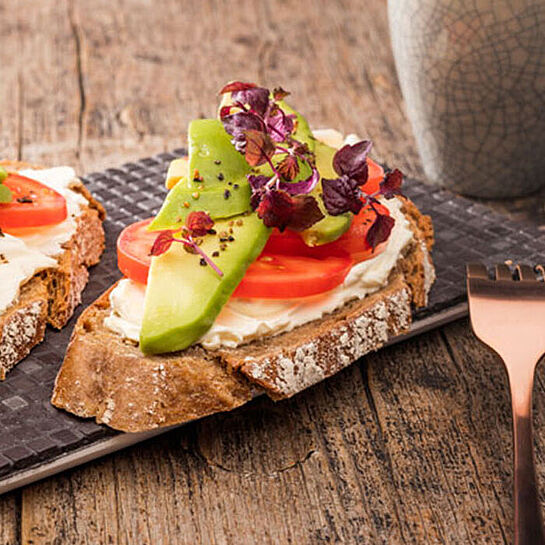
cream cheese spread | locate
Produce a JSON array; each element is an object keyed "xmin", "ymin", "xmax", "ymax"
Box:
[
  {"xmin": 104, "ymin": 198, "xmax": 414, "ymax": 349},
  {"xmin": 0, "ymin": 167, "xmax": 87, "ymax": 314}
]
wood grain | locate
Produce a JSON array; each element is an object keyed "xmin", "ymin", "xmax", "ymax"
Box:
[
  {"xmin": 1, "ymin": 0, "xmax": 543, "ymax": 543},
  {"xmin": 0, "ymin": 492, "xmax": 18, "ymax": 545}
]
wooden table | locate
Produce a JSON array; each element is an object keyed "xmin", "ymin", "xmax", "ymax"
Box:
[{"xmin": 2, "ymin": 1, "xmax": 545, "ymax": 543}]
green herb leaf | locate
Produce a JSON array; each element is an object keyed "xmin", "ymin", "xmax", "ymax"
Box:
[
  {"xmin": 0, "ymin": 184, "xmax": 12, "ymax": 203},
  {"xmin": 0, "ymin": 166, "xmax": 8, "ymax": 183}
]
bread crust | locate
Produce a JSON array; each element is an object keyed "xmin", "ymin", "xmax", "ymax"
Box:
[
  {"xmin": 0, "ymin": 160, "xmax": 105, "ymax": 378},
  {"xmin": 52, "ymin": 197, "xmax": 434, "ymax": 432}
]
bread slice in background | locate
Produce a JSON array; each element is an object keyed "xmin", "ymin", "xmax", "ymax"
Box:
[
  {"xmin": 52, "ymin": 196, "xmax": 433, "ymax": 432},
  {"xmin": 0, "ymin": 160, "xmax": 105, "ymax": 379}
]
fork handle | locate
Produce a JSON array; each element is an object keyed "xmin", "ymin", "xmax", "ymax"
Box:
[{"xmin": 510, "ymin": 366, "xmax": 545, "ymax": 545}]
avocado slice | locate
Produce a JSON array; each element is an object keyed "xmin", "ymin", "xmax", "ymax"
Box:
[
  {"xmin": 299, "ymin": 140, "xmax": 352, "ymax": 246},
  {"xmin": 149, "ymin": 119, "xmax": 252, "ymax": 231},
  {"xmin": 278, "ymin": 100, "xmax": 315, "ymax": 151},
  {"xmin": 149, "ymin": 174, "xmax": 252, "ymax": 230},
  {"xmin": 140, "ymin": 213, "xmax": 270, "ymax": 354}
]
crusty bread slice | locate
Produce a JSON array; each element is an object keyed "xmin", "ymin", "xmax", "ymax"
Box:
[
  {"xmin": 0, "ymin": 160, "xmax": 105, "ymax": 379},
  {"xmin": 52, "ymin": 197, "xmax": 434, "ymax": 432}
]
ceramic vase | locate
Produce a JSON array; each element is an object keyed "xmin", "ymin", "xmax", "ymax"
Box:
[{"xmin": 388, "ymin": 0, "xmax": 545, "ymax": 198}]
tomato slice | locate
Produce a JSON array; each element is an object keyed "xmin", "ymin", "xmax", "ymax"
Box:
[
  {"xmin": 361, "ymin": 157, "xmax": 384, "ymax": 195},
  {"xmin": 0, "ymin": 173, "xmax": 68, "ymax": 230},
  {"xmin": 117, "ymin": 218, "xmax": 162, "ymax": 285},
  {"xmin": 263, "ymin": 228, "xmax": 313, "ymax": 256},
  {"xmin": 265, "ymin": 202, "xmax": 390, "ymax": 264},
  {"xmin": 233, "ymin": 253, "xmax": 354, "ymax": 299},
  {"xmin": 327, "ymin": 203, "xmax": 390, "ymax": 262}
]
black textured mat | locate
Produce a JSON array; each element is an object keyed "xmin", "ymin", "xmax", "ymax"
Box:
[{"xmin": 1, "ymin": 149, "xmax": 544, "ymax": 486}]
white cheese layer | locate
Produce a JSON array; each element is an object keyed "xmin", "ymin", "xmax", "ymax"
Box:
[
  {"xmin": 17, "ymin": 167, "xmax": 88, "ymax": 257},
  {"xmin": 0, "ymin": 234, "xmax": 57, "ymax": 313},
  {"xmin": 0, "ymin": 167, "xmax": 86, "ymax": 314},
  {"xmin": 104, "ymin": 198, "xmax": 414, "ymax": 349}
]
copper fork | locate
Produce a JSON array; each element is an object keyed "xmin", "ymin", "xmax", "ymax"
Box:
[{"xmin": 467, "ymin": 263, "xmax": 545, "ymax": 544}]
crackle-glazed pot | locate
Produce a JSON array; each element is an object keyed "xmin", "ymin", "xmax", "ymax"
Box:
[{"xmin": 389, "ymin": 0, "xmax": 545, "ymax": 198}]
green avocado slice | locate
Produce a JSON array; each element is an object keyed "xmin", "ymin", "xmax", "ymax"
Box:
[
  {"xmin": 149, "ymin": 119, "xmax": 251, "ymax": 231},
  {"xmin": 149, "ymin": 176, "xmax": 252, "ymax": 230},
  {"xmin": 140, "ymin": 213, "xmax": 271, "ymax": 355},
  {"xmin": 299, "ymin": 140, "xmax": 352, "ymax": 246}
]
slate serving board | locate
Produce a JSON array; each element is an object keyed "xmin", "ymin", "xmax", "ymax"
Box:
[{"xmin": 1, "ymin": 149, "xmax": 544, "ymax": 494}]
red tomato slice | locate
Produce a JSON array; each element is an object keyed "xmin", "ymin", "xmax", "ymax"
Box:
[
  {"xmin": 0, "ymin": 173, "xmax": 68, "ymax": 230},
  {"xmin": 233, "ymin": 253, "xmax": 354, "ymax": 299},
  {"xmin": 117, "ymin": 218, "xmax": 161, "ymax": 285},
  {"xmin": 361, "ymin": 157, "xmax": 384, "ymax": 195},
  {"xmin": 116, "ymin": 219, "xmax": 354, "ymax": 299},
  {"xmin": 265, "ymin": 203, "xmax": 390, "ymax": 264},
  {"xmin": 329, "ymin": 203, "xmax": 390, "ymax": 262},
  {"xmin": 263, "ymin": 228, "xmax": 312, "ymax": 256}
]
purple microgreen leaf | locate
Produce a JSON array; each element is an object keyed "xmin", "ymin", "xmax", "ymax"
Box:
[
  {"xmin": 219, "ymin": 81, "xmax": 257, "ymax": 94},
  {"xmin": 322, "ymin": 175, "xmax": 363, "ymax": 215},
  {"xmin": 273, "ymin": 87, "xmax": 290, "ymax": 101},
  {"xmin": 256, "ymin": 189, "xmax": 295, "ymax": 231},
  {"xmin": 186, "ymin": 211, "xmax": 214, "ymax": 237},
  {"xmin": 379, "ymin": 168, "xmax": 404, "ymax": 199},
  {"xmin": 266, "ymin": 108, "xmax": 295, "ymax": 142},
  {"xmin": 244, "ymin": 129, "xmax": 276, "ymax": 167},
  {"xmin": 247, "ymin": 174, "xmax": 270, "ymax": 191},
  {"xmin": 256, "ymin": 189, "xmax": 323, "ymax": 232},
  {"xmin": 247, "ymin": 174, "xmax": 270, "ymax": 209},
  {"xmin": 366, "ymin": 212, "xmax": 395, "ymax": 250},
  {"xmin": 219, "ymin": 105, "xmax": 234, "ymax": 119},
  {"xmin": 332, "ymin": 140, "xmax": 372, "ymax": 185},
  {"xmin": 150, "ymin": 231, "xmax": 175, "ymax": 257},
  {"xmin": 278, "ymin": 167, "xmax": 319, "ymax": 195},
  {"xmin": 232, "ymin": 87, "xmax": 270, "ymax": 117},
  {"xmin": 221, "ymin": 112, "xmax": 266, "ymax": 153},
  {"xmin": 150, "ymin": 228, "xmax": 223, "ymax": 277},
  {"xmin": 287, "ymin": 195, "xmax": 324, "ymax": 231},
  {"xmin": 276, "ymin": 155, "xmax": 300, "ymax": 181},
  {"xmin": 222, "ymin": 111, "xmax": 265, "ymax": 139}
]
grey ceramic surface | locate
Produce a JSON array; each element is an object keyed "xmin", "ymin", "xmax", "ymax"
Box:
[{"xmin": 389, "ymin": 0, "xmax": 545, "ymax": 198}]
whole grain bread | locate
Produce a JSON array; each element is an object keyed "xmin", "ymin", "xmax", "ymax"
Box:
[
  {"xmin": 0, "ymin": 160, "xmax": 105, "ymax": 379},
  {"xmin": 52, "ymin": 197, "xmax": 433, "ymax": 432}
]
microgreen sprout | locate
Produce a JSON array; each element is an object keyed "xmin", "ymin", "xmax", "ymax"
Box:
[{"xmin": 150, "ymin": 212, "xmax": 224, "ymax": 277}]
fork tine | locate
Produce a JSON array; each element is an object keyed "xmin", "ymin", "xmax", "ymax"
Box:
[
  {"xmin": 495, "ymin": 264, "xmax": 513, "ymax": 280},
  {"xmin": 467, "ymin": 263, "xmax": 488, "ymax": 278},
  {"xmin": 516, "ymin": 264, "xmax": 536, "ymax": 281}
]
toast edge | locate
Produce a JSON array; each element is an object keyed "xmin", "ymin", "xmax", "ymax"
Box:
[{"xmin": 0, "ymin": 160, "xmax": 106, "ymax": 378}]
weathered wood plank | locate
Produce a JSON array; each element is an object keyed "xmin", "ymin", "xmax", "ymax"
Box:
[
  {"xmin": 369, "ymin": 321, "xmax": 513, "ymax": 544},
  {"xmin": 0, "ymin": 1, "xmax": 26, "ymax": 161},
  {"xmin": 20, "ymin": 322, "xmax": 530, "ymax": 545},
  {"xmin": 65, "ymin": 0, "xmax": 424, "ymax": 178},
  {"xmin": 18, "ymin": 360, "xmax": 417, "ymax": 544},
  {"xmin": 0, "ymin": 0, "xmax": 81, "ymax": 168},
  {"xmin": 0, "ymin": 492, "xmax": 18, "ymax": 545}
]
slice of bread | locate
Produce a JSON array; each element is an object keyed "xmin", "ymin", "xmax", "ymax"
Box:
[
  {"xmin": 0, "ymin": 161, "xmax": 105, "ymax": 379},
  {"xmin": 52, "ymin": 197, "xmax": 433, "ymax": 432}
]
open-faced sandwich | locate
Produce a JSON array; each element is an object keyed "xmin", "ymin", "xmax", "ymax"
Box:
[
  {"xmin": 52, "ymin": 83, "xmax": 434, "ymax": 432},
  {"xmin": 0, "ymin": 161, "xmax": 105, "ymax": 379}
]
